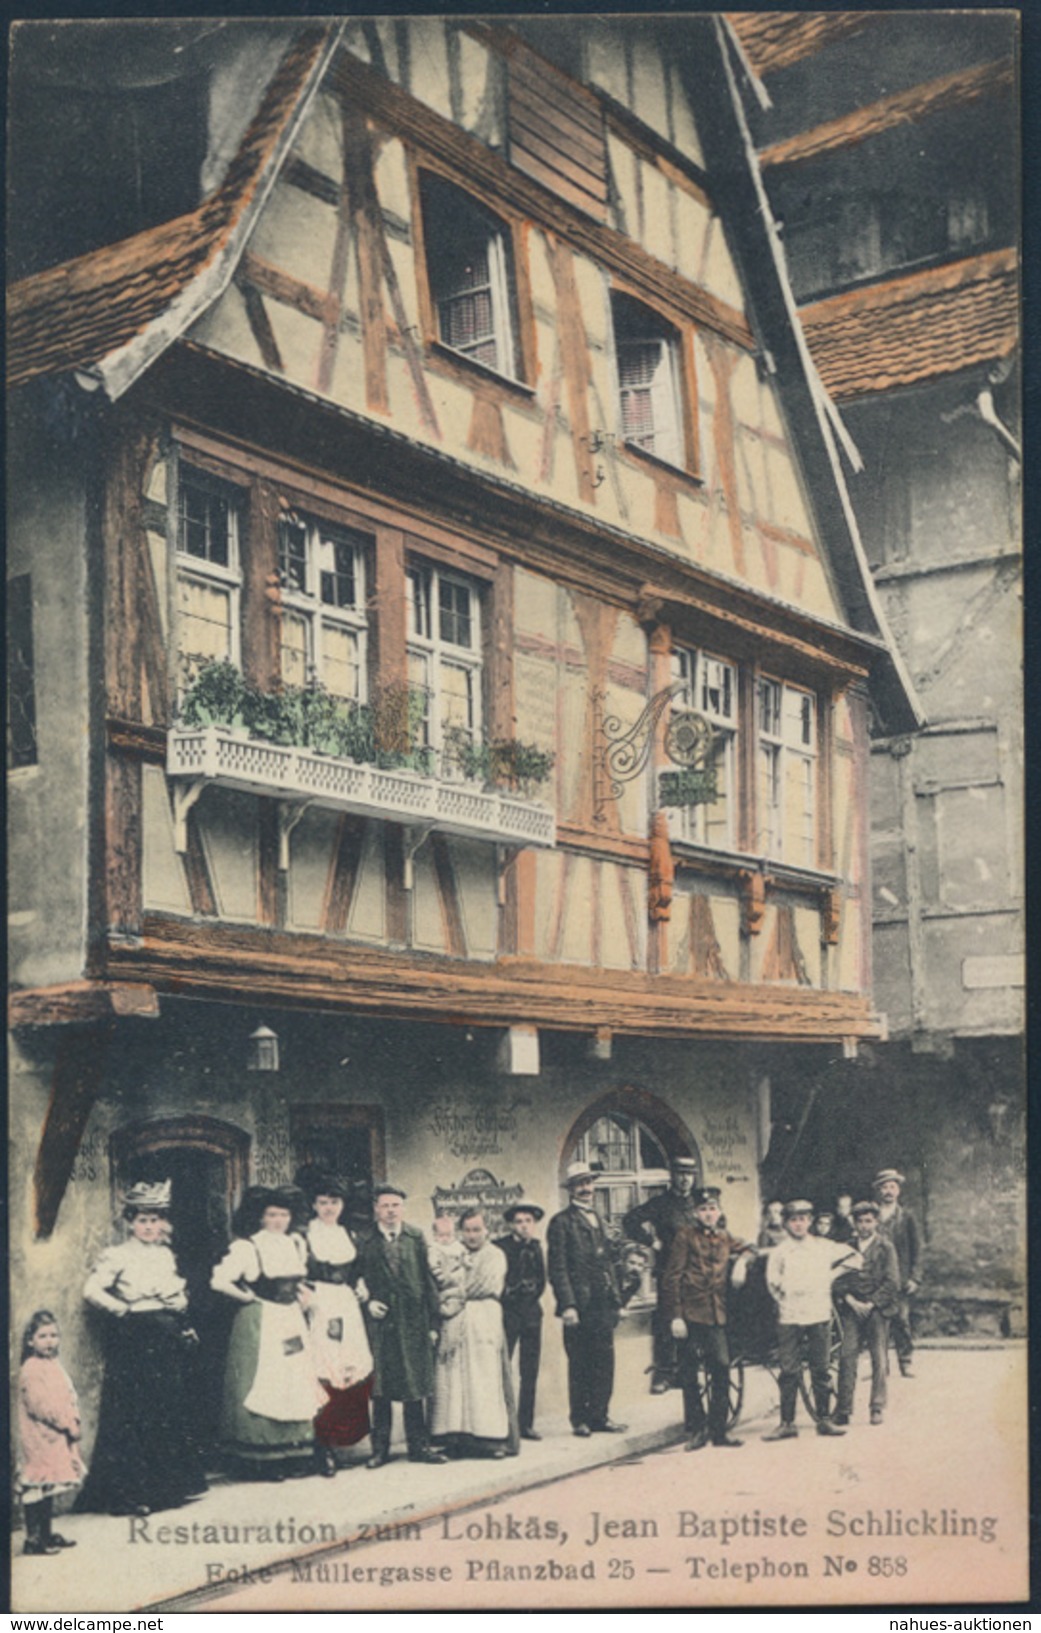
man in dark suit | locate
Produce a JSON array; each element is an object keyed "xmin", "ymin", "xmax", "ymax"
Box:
[
  {"xmin": 494, "ymin": 1200, "xmax": 547, "ymax": 1441},
  {"xmin": 356, "ymin": 1184, "xmax": 446, "ymax": 1468},
  {"xmin": 623, "ymin": 1155, "xmax": 699, "ymax": 1392},
  {"xmin": 873, "ymin": 1167, "xmax": 922, "ymax": 1377},
  {"xmin": 832, "ymin": 1199, "xmax": 901, "ymax": 1426},
  {"xmin": 547, "ymin": 1161, "xmax": 636, "ymax": 1438}
]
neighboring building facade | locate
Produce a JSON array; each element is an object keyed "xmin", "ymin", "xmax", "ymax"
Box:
[
  {"xmin": 731, "ymin": 11, "xmax": 1023, "ymax": 1334},
  {"xmin": 8, "ymin": 16, "xmax": 917, "ymax": 1441}
]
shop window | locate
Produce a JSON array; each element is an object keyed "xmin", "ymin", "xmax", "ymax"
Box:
[
  {"xmin": 420, "ymin": 173, "xmax": 519, "ymax": 379},
  {"xmin": 176, "ymin": 471, "xmax": 241, "ymax": 683},
  {"xmin": 277, "ymin": 512, "xmax": 370, "ymax": 701},
  {"xmin": 7, "ymin": 573, "xmax": 37, "ymax": 769},
  {"xmin": 612, "ymin": 292, "xmax": 686, "ymax": 469},
  {"xmin": 406, "ymin": 562, "xmax": 483, "ymax": 764},
  {"xmin": 758, "ymin": 677, "xmax": 817, "ymax": 866},
  {"xmin": 665, "ymin": 646, "xmax": 737, "ymax": 850}
]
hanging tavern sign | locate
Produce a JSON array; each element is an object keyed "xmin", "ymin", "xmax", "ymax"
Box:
[{"xmin": 596, "ymin": 682, "xmax": 716, "ymax": 815}]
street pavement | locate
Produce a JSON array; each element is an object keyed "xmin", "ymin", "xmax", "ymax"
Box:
[{"xmin": 11, "ymin": 1343, "xmax": 1028, "ymax": 1612}]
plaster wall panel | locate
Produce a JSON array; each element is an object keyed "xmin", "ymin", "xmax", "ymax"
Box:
[
  {"xmin": 286, "ymin": 806, "xmax": 343, "ymax": 931},
  {"xmin": 526, "ymin": 227, "xmax": 558, "ymax": 313},
  {"xmin": 606, "ymin": 131, "xmax": 640, "ymax": 240},
  {"xmin": 869, "ymin": 747, "xmax": 901, "ymax": 831},
  {"xmin": 546, "ymin": 426, "xmax": 583, "ymax": 509},
  {"xmin": 502, "ymin": 404, "xmax": 542, "ymax": 480},
  {"xmin": 872, "ymin": 838, "xmax": 909, "ymax": 920},
  {"xmin": 386, "ymin": 352, "xmax": 429, "ymax": 443},
  {"xmin": 872, "ymin": 923, "xmax": 913, "ymax": 1033},
  {"xmin": 669, "ymin": 62, "xmax": 704, "ymax": 165},
  {"xmin": 586, "ymin": 21, "xmax": 629, "ymax": 104},
  {"xmin": 347, "ymin": 824, "xmax": 386, "ymax": 942},
  {"xmin": 385, "ymin": 238, "xmax": 420, "ymax": 328},
  {"xmin": 406, "ymin": 20, "xmax": 454, "ymax": 123},
  {"xmin": 675, "ymin": 187, "xmax": 712, "ymax": 277},
  {"xmin": 196, "ymin": 787, "xmax": 259, "ymax": 923},
  {"xmin": 559, "ymin": 855, "xmax": 593, "ymax": 964},
  {"xmin": 573, "ymin": 253, "xmax": 609, "ymax": 349},
  {"xmin": 735, "ymin": 425, "xmax": 766, "ymax": 517},
  {"xmin": 560, "ymin": 669, "xmax": 590, "ymax": 820},
  {"xmin": 428, "ymin": 371, "xmax": 481, "ymax": 449},
  {"xmin": 292, "ymin": 92, "xmax": 344, "ymax": 185},
  {"xmin": 630, "ymin": 39, "xmax": 667, "ymax": 140},
  {"xmin": 146, "ymin": 456, "xmax": 168, "ymax": 505},
  {"xmin": 923, "ymin": 917, "xmax": 1024, "ymax": 1037},
  {"xmin": 146, "ymin": 530, "xmax": 169, "ymax": 638},
  {"xmin": 913, "ymin": 729, "xmax": 999, "ymax": 790},
  {"xmin": 189, "ymin": 284, "xmax": 265, "ymax": 372},
  {"xmin": 836, "ymin": 895, "xmax": 862, "ymax": 994},
  {"xmin": 746, "ymin": 905, "xmax": 775, "ymax": 985},
  {"xmin": 514, "ymin": 567, "xmax": 557, "ymax": 635},
  {"xmin": 933, "ymin": 784, "xmax": 1012, "ymax": 909},
  {"xmin": 373, "ymin": 137, "xmax": 411, "ymax": 225},
  {"xmin": 641, "ymin": 160, "xmax": 672, "ymax": 265},
  {"xmin": 533, "ymin": 848, "xmax": 564, "ymax": 959},
  {"xmin": 247, "ymin": 181, "xmax": 339, "ymax": 291},
  {"xmin": 764, "ymin": 443, "xmax": 814, "ymax": 539},
  {"xmin": 600, "ymin": 866, "xmax": 636, "ymax": 970},
  {"xmin": 677, "ymin": 488, "xmax": 711, "ymax": 560},
  {"xmin": 268, "ymin": 303, "xmax": 326, "ymax": 391},
  {"xmin": 703, "ymin": 219, "xmax": 745, "ymax": 311},
  {"xmin": 410, "ymin": 845, "xmax": 444, "ymax": 953},
  {"xmin": 730, "ymin": 351, "xmax": 761, "ymax": 427},
  {"xmin": 141, "ymin": 766, "xmax": 192, "ymax": 916},
  {"xmin": 453, "ymin": 839, "xmax": 498, "ymax": 959},
  {"xmin": 714, "ymin": 894, "xmax": 742, "ymax": 974},
  {"xmin": 328, "ymin": 330, "xmax": 369, "ymax": 414},
  {"xmin": 456, "ymin": 31, "xmax": 501, "ymax": 143},
  {"xmin": 371, "ymin": 18, "xmax": 404, "ymax": 83},
  {"xmin": 794, "ymin": 905, "xmax": 822, "ymax": 988}
]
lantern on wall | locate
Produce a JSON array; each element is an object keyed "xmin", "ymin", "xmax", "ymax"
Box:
[{"xmin": 248, "ymin": 1024, "xmax": 280, "ymax": 1072}]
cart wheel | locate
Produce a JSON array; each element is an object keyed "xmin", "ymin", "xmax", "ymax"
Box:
[
  {"xmin": 797, "ymin": 1313, "xmax": 842, "ymax": 1423},
  {"xmin": 694, "ymin": 1355, "xmax": 745, "ymax": 1431}
]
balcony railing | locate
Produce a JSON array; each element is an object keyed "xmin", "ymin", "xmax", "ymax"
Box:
[{"xmin": 166, "ymin": 725, "xmax": 556, "ymax": 863}]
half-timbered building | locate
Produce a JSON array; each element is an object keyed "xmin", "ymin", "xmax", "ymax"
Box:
[{"xmin": 8, "ymin": 16, "xmax": 918, "ymax": 1431}]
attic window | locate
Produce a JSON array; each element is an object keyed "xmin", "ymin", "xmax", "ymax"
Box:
[
  {"xmin": 612, "ymin": 292, "xmax": 687, "ymax": 470},
  {"xmin": 420, "ymin": 174, "xmax": 520, "ymax": 380}
]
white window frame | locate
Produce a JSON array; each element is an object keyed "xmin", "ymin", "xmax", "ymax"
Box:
[
  {"xmin": 175, "ymin": 470, "xmax": 242, "ymax": 681},
  {"xmin": 663, "ymin": 646, "xmax": 738, "ymax": 850},
  {"xmin": 422, "ymin": 176, "xmax": 517, "ymax": 380},
  {"xmin": 406, "ymin": 563, "xmax": 483, "ymax": 767},
  {"xmin": 757, "ymin": 676, "xmax": 817, "ymax": 866},
  {"xmin": 612, "ymin": 293, "xmax": 685, "ymax": 469},
  {"xmin": 277, "ymin": 513, "xmax": 369, "ymax": 703},
  {"xmin": 571, "ymin": 1112, "xmax": 671, "ymax": 1307}
]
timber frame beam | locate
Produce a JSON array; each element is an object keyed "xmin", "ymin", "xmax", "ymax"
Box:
[
  {"xmin": 104, "ymin": 914, "xmax": 885, "ymax": 1044},
  {"xmin": 10, "ymin": 981, "xmax": 161, "ymax": 1029}
]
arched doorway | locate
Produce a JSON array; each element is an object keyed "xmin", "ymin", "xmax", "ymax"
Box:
[
  {"xmin": 560, "ymin": 1088, "xmax": 702, "ymax": 1304},
  {"xmin": 109, "ymin": 1116, "xmax": 250, "ymax": 1449}
]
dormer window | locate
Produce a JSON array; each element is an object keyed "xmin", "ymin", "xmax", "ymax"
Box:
[
  {"xmin": 420, "ymin": 174, "xmax": 519, "ymax": 380},
  {"xmin": 611, "ymin": 292, "xmax": 687, "ymax": 470}
]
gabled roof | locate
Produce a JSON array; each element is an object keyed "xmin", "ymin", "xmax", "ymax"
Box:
[
  {"xmin": 7, "ymin": 24, "xmax": 341, "ymax": 397},
  {"xmin": 801, "ymin": 248, "xmax": 1019, "ymax": 401},
  {"xmin": 727, "ymin": 12, "xmax": 872, "ymax": 77}
]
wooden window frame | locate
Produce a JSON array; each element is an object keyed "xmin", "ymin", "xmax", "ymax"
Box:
[
  {"xmin": 276, "ymin": 509, "xmax": 371, "ymax": 704},
  {"xmin": 406, "ymin": 556, "xmax": 486, "ymax": 767},
  {"xmin": 756, "ymin": 673, "xmax": 819, "ymax": 870},
  {"xmin": 409, "ymin": 156, "xmax": 538, "ymax": 399},
  {"xmin": 173, "ymin": 463, "xmax": 243, "ymax": 686},
  {"xmin": 610, "ymin": 283, "xmax": 702, "ymax": 483},
  {"xmin": 664, "ymin": 643, "xmax": 738, "ymax": 851}
]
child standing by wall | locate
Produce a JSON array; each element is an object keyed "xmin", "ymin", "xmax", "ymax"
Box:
[{"xmin": 18, "ymin": 1311, "xmax": 84, "ymax": 1555}]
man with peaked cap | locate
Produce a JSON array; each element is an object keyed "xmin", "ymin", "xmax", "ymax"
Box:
[
  {"xmin": 831, "ymin": 1199, "xmax": 901, "ymax": 1426},
  {"xmin": 355, "ymin": 1184, "xmax": 446, "ymax": 1467},
  {"xmin": 762, "ymin": 1200, "xmax": 858, "ymax": 1442},
  {"xmin": 623, "ymin": 1155, "xmax": 700, "ymax": 1393},
  {"xmin": 494, "ymin": 1199, "xmax": 547, "ymax": 1440},
  {"xmin": 662, "ymin": 1186, "xmax": 756, "ymax": 1450},
  {"xmin": 872, "ymin": 1168, "xmax": 921, "ymax": 1377},
  {"xmin": 547, "ymin": 1162, "xmax": 638, "ymax": 1437}
]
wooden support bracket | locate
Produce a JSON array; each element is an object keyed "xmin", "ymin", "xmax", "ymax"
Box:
[
  {"xmin": 278, "ymin": 800, "xmax": 313, "ymax": 871},
  {"xmin": 171, "ymin": 780, "xmax": 205, "ymax": 854}
]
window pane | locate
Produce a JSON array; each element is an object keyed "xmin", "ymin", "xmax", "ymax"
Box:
[
  {"xmin": 407, "ymin": 649, "xmax": 432, "ymax": 746},
  {"xmin": 179, "ymin": 484, "xmax": 229, "ymax": 566},
  {"xmin": 282, "ymin": 610, "xmax": 311, "ymax": 689},
  {"xmin": 319, "ymin": 533, "xmax": 358, "ymax": 609},
  {"xmin": 407, "ymin": 569, "xmax": 431, "ymax": 639},
  {"xmin": 759, "ymin": 678, "xmax": 782, "ymax": 738},
  {"xmin": 440, "ymin": 661, "xmax": 474, "ymax": 736},
  {"xmin": 637, "ymin": 1124, "xmax": 668, "ymax": 1171},
  {"xmin": 279, "ymin": 519, "xmax": 308, "ymax": 594},
  {"xmin": 585, "ymin": 1114, "xmax": 635, "ymax": 1173},
  {"xmin": 439, "ymin": 579, "xmax": 473, "ymax": 648},
  {"xmin": 179, "ymin": 577, "xmax": 233, "ymax": 661},
  {"xmin": 322, "ymin": 623, "xmax": 361, "ymax": 701}
]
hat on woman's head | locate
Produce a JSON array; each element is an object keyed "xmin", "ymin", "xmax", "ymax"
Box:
[
  {"xmin": 294, "ymin": 1165, "xmax": 349, "ymax": 1203},
  {"xmin": 123, "ymin": 1179, "xmax": 172, "ymax": 1215}
]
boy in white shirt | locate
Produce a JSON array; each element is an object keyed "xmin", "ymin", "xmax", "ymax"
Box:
[{"xmin": 762, "ymin": 1200, "xmax": 858, "ymax": 1440}]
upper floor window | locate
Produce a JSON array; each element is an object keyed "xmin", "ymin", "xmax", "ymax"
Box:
[
  {"xmin": 612, "ymin": 292, "xmax": 686, "ymax": 469},
  {"xmin": 420, "ymin": 174, "xmax": 519, "ymax": 380},
  {"xmin": 278, "ymin": 513, "xmax": 369, "ymax": 702},
  {"xmin": 665, "ymin": 647, "xmax": 737, "ymax": 850},
  {"xmin": 406, "ymin": 563, "xmax": 483, "ymax": 761},
  {"xmin": 176, "ymin": 472, "xmax": 241, "ymax": 679},
  {"xmin": 7, "ymin": 573, "xmax": 37, "ymax": 770},
  {"xmin": 758, "ymin": 677, "xmax": 816, "ymax": 867}
]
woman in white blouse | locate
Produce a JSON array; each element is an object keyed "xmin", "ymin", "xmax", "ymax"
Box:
[
  {"xmin": 298, "ymin": 1171, "xmax": 374, "ymax": 1474},
  {"xmin": 211, "ymin": 1186, "xmax": 322, "ymax": 1480},
  {"xmin": 76, "ymin": 1180, "xmax": 206, "ymax": 1517}
]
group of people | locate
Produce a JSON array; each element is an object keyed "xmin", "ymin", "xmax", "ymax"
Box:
[{"xmin": 17, "ymin": 1156, "xmax": 921, "ymax": 1552}]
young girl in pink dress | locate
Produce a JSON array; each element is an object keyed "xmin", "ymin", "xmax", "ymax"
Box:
[{"xmin": 18, "ymin": 1311, "xmax": 84, "ymax": 1555}]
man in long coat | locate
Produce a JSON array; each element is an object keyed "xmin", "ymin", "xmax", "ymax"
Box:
[
  {"xmin": 547, "ymin": 1161, "xmax": 636, "ymax": 1437},
  {"xmin": 623, "ymin": 1155, "xmax": 699, "ymax": 1392},
  {"xmin": 356, "ymin": 1185, "xmax": 446, "ymax": 1466},
  {"xmin": 873, "ymin": 1167, "xmax": 922, "ymax": 1377}
]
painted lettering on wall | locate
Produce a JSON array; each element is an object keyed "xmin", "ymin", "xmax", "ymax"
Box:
[{"xmin": 427, "ymin": 1099, "xmax": 524, "ymax": 1160}]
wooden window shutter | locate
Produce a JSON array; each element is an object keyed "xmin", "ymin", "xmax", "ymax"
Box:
[{"xmin": 506, "ymin": 44, "xmax": 607, "ymax": 222}]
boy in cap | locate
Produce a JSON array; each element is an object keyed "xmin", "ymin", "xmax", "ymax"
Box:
[
  {"xmin": 494, "ymin": 1200, "xmax": 547, "ymax": 1440},
  {"xmin": 762, "ymin": 1200, "xmax": 858, "ymax": 1441},
  {"xmin": 832, "ymin": 1200, "xmax": 901, "ymax": 1426},
  {"xmin": 873, "ymin": 1169, "xmax": 921, "ymax": 1377},
  {"xmin": 662, "ymin": 1186, "xmax": 756, "ymax": 1450}
]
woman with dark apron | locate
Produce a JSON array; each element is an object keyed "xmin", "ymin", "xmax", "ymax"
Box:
[
  {"xmin": 211, "ymin": 1185, "xmax": 321, "ymax": 1480},
  {"xmin": 299, "ymin": 1171, "xmax": 374, "ymax": 1472}
]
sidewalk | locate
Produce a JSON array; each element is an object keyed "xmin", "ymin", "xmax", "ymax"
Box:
[{"xmin": 11, "ymin": 1366, "xmax": 778, "ymax": 1612}]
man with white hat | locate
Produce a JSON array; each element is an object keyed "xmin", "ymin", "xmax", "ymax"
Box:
[
  {"xmin": 872, "ymin": 1168, "xmax": 921, "ymax": 1377},
  {"xmin": 547, "ymin": 1162, "xmax": 636, "ymax": 1437}
]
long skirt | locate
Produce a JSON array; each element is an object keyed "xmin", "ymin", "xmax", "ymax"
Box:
[
  {"xmin": 219, "ymin": 1302, "xmax": 315, "ymax": 1472},
  {"xmin": 76, "ymin": 1311, "xmax": 206, "ymax": 1515}
]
